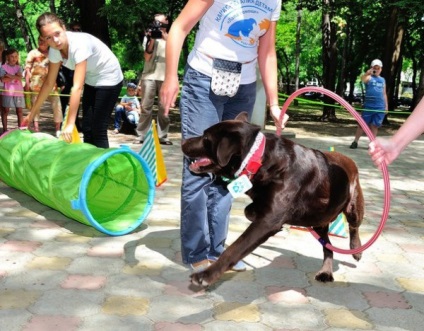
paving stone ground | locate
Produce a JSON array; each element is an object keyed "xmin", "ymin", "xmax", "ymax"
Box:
[{"xmin": 1, "ymin": 105, "xmax": 424, "ymax": 330}]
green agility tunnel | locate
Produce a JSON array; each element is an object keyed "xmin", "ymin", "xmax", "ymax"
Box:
[{"xmin": 0, "ymin": 129, "xmax": 155, "ymax": 236}]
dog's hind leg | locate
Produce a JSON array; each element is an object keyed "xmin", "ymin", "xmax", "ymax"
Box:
[
  {"xmin": 313, "ymin": 225, "xmax": 334, "ymax": 283},
  {"xmin": 345, "ymin": 214, "xmax": 363, "ymax": 262},
  {"xmin": 345, "ymin": 178, "xmax": 364, "ymax": 262}
]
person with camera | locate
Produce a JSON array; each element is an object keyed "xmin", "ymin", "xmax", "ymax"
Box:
[
  {"xmin": 135, "ymin": 13, "xmax": 172, "ymax": 145},
  {"xmin": 350, "ymin": 59, "xmax": 388, "ymax": 149}
]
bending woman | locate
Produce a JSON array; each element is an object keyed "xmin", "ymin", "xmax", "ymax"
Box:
[{"xmin": 23, "ymin": 12, "xmax": 123, "ymax": 148}]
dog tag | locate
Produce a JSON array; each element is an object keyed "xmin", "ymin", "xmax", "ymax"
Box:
[{"xmin": 227, "ymin": 174, "xmax": 253, "ymax": 198}]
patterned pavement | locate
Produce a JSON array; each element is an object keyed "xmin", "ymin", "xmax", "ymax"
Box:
[{"xmin": 1, "ymin": 109, "xmax": 424, "ymax": 331}]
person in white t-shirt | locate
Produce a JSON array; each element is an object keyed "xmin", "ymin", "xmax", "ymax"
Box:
[
  {"xmin": 23, "ymin": 12, "xmax": 123, "ymax": 148},
  {"xmin": 160, "ymin": 0, "xmax": 288, "ymax": 273}
]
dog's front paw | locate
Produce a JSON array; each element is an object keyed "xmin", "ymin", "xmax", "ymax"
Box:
[
  {"xmin": 190, "ymin": 271, "xmax": 212, "ymax": 287},
  {"xmin": 315, "ymin": 271, "xmax": 334, "ymax": 283}
]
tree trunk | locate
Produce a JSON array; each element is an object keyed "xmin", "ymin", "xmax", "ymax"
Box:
[
  {"xmin": 294, "ymin": 2, "xmax": 302, "ymax": 91},
  {"xmin": 12, "ymin": 0, "xmax": 32, "ymax": 52},
  {"xmin": 320, "ymin": 0, "xmax": 338, "ymax": 121},
  {"xmin": 75, "ymin": 0, "xmax": 110, "ymax": 47},
  {"xmin": 415, "ymin": 59, "xmax": 424, "ymax": 109},
  {"xmin": 49, "ymin": 0, "xmax": 56, "ymax": 13},
  {"xmin": 336, "ymin": 24, "xmax": 348, "ymax": 97},
  {"xmin": 381, "ymin": 7, "xmax": 405, "ymax": 111}
]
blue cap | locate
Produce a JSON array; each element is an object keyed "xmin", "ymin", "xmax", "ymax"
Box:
[{"xmin": 127, "ymin": 82, "xmax": 137, "ymax": 89}]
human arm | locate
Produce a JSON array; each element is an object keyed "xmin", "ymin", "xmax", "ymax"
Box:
[
  {"xmin": 160, "ymin": 0, "xmax": 214, "ymax": 115},
  {"xmin": 144, "ymin": 37, "xmax": 155, "ymax": 62},
  {"xmin": 14, "ymin": 67, "xmax": 23, "ymax": 79},
  {"xmin": 22, "ymin": 61, "xmax": 60, "ymax": 126},
  {"xmin": 0, "ymin": 67, "xmax": 11, "ymax": 83},
  {"xmin": 24, "ymin": 51, "xmax": 34, "ymax": 90},
  {"xmin": 133, "ymin": 97, "xmax": 141, "ymax": 113},
  {"xmin": 61, "ymin": 60, "xmax": 86, "ymax": 142},
  {"xmin": 383, "ymin": 83, "xmax": 388, "ymax": 113},
  {"xmin": 24, "ymin": 66, "xmax": 32, "ymax": 90},
  {"xmin": 369, "ymin": 97, "xmax": 424, "ymax": 167},
  {"xmin": 361, "ymin": 68, "xmax": 373, "ymax": 84},
  {"xmin": 257, "ymin": 21, "xmax": 288, "ymax": 129}
]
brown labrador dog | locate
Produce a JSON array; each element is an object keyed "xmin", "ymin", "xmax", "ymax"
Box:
[{"xmin": 182, "ymin": 112, "xmax": 364, "ymax": 287}]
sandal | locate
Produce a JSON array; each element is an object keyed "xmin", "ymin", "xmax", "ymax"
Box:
[
  {"xmin": 208, "ymin": 256, "xmax": 246, "ymax": 272},
  {"xmin": 159, "ymin": 140, "xmax": 173, "ymax": 145},
  {"xmin": 189, "ymin": 259, "xmax": 210, "ymax": 273}
]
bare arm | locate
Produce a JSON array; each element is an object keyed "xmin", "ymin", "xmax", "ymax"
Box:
[
  {"xmin": 24, "ymin": 67, "xmax": 31, "ymax": 90},
  {"xmin": 144, "ymin": 38, "xmax": 155, "ymax": 62},
  {"xmin": 369, "ymin": 97, "xmax": 424, "ymax": 167},
  {"xmin": 24, "ymin": 53, "xmax": 33, "ymax": 90},
  {"xmin": 160, "ymin": 0, "xmax": 213, "ymax": 115},
  {"xmin": 383, "ymin": 83, "xmax": 388, "ymax": 112},
  {"xmin": 258, "ymin": 21, "xmax": 278, "ymax": 106},
  {"xmin": 61, "ymin": 60, "xmax": 86, "ymax": 142},
  {"xmin": 361, "ymin": 69, "xmax": 373, "ymax": 83},
  {"xmin": 257, "ymin": 21, "xmax": 288, "ymax": 128}
]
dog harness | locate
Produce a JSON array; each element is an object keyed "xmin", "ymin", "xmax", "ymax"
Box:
[{"xmin": 234, "ymin": 131, "xmax": 266, "ymax": 179}]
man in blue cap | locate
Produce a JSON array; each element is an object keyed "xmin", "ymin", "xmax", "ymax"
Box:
[{"xmin": 350, "ymin": 59, "xmax": 388, "ymax": 149}]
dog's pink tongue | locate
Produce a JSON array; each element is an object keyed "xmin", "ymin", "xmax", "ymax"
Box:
[
  {"xmin": 195, "ymin": 158, "xmax": 211, "ymax": 166},
  {"xmin": 190, "ymin": 158, "xmax": 211, "ymax": 171}
]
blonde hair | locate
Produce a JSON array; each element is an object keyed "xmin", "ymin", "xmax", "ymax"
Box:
[{"xmin": 36, "ymin": 12, "xmax": 65, "ymax": 33}]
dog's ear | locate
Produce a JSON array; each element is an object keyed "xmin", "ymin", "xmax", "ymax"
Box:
[
  {"xmin": 216, "ymin": 137, "xmax": 239, "ymax": 167},
  {"xmin": 235, "ymin": 112, "xmax": 249, "ymax": 122}
]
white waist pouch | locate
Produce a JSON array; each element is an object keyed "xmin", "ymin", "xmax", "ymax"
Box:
[{"xmin": 211, "ymin": 59, "xmax": 242, "ymax": 97}]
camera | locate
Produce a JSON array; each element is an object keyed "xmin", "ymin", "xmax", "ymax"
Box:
[
  {"xmin": 372, "ymin": 70, "xmax": 376, "ymax": 75},
  {"xmin": 148, "ymin": 20, "xmax": 168, "ymax": 39}
]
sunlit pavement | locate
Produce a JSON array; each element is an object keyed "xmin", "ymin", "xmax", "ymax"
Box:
[{"xmin": 1, "ymin": 108, "xmax": 424, "ymax": 331}]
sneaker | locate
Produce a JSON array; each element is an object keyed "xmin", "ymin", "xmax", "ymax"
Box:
[
  {"xmin": 349, "ymin": 141, "xmax": 358, "ymax": 149},
  {"xmin": 189, "ymin": 259, "xmax": 211, "ymax": 273},
  {"xmin": 208, "ymin": 256, "xmax": 247, "ymax": 272},
  {"xmin": 56, "ymin": 130, "xmax": 61, "ymax": 138},
  {"xmin": 113, "ymin": 129, "xmax": 119, "ymax": 134}
]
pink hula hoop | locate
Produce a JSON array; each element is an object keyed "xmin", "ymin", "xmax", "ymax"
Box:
[{"xmin": 278, "ymin": 87, "xmax": 390, "ymax": 255}]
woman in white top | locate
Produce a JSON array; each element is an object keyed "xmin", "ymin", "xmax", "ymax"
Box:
[
  {"xmin": 23, "ymin": 12, "xmax": 123, "ymax": 148},
  {"xmin": 160, "ymin": 0, "xmax": 287, "ymax": 272}
]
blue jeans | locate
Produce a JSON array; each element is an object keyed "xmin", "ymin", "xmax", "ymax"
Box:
[
  {"xmin": 180, "ymin": 65, "xmax": 256, "ymax": 265},
  {"xmin": 82, "ymin": 81, "xmax": 123, "ymax": 148},
  {"xmin": 114, "ymin": 105, "xmax": 139, "ymax": 129}
]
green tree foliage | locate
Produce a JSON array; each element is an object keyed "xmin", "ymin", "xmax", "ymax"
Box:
[
  {"xmin": 101, "ymin": 0, "xmax": 187, "ymax": 73},
  {"xmin": 1, "ymin": 0, "xmax": 423, "ymax": 112}
]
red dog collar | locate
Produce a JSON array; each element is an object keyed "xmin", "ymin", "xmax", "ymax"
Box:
[{"xmin": 234, "ymin": 132, "xmax": 266, "ymax": 179}]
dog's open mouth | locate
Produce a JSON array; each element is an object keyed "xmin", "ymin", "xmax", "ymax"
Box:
[{"xmin": 189, "ymin": 158, "xmax": 213, "ymax": 172}]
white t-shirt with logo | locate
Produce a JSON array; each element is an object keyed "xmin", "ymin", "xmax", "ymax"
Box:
[
  {"xmin": 49, "ymin": 32, "xmax": 123, "ymax": 87},
  {"xmin": 188, "ymin": 0, "xmax": 281, "ymax": 84}
]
